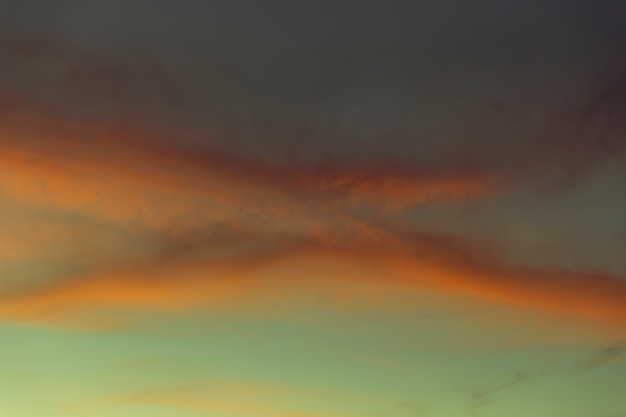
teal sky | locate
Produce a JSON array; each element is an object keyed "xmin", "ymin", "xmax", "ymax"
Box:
[{"xmin": 1, "ymin": 1, "xmax": 626, "ymax": 417}]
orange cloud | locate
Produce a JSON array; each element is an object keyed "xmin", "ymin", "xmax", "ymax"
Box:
[
  {"xmin": 2, "ymin": 38, "xmax": 625, "ymax": 337},
  {"xmin": 353, "ymin": 225, "xmax": 626, "ymax": 324},
  {"xmin": 113, "ymin": 393, "xmax": 335, "ymax": 417},
  {"xmin": 0, "ymin": 249, "xmax": 266, "ymax": 324},
  {"xmin": 108, "ymin": 383, "xmax": 356, "ymax": 417},
  {"xmin": 0, "ymin": 100, "xmax": 497, "ymax": 227},
  {"xmin": 2, "ymin": 224, "xmax": 626, "ymax": 334}
]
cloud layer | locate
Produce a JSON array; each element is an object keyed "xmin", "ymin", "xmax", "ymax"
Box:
[{"xmin": 1, "ymin": 7, "xmax": 625, "ymax": 340}]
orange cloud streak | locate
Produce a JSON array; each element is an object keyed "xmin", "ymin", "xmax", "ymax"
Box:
[
  {"xmin": 2, "ymin": 227, "xmax": 626, "ymax": 331},
  {"xmin": 112, "ymin": 391, "xmax": 351, "ymax": 417}
]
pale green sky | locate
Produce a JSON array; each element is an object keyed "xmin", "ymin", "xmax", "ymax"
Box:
[{"xmin": 2, "ymin": 307, "xmax": 626, "ymax": 417}]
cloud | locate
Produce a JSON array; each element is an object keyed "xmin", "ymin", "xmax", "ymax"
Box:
[
  {"xmin": 2, "ymin": 29, "xmax": 626, "ymax": 337},
  {"xmin": 0, "ymin": 99, "xmax": 496, "ymax": 228},
  {"xmin": 580, "ymin": 341, "xmax": 626, "ymax": 370},
  {"xmin": 462, "ymin": 372, "xmax": 534, "ymax": 417},
  {"xmin": 106, "ymin": 383, "xmax": 356, "ymax": 417},
  {"xmin": 2, "ymin": 216, "xmax": 626, "ymax": 333},
  {"xmin": 3, "ymin": 29, "xmax": 626, "ymax": 204},
  {"xmin": 0, "ymin": 228, "xmax": 286, "ymax": 324},
  {"xmin": 373, "ymin": 401, "xmax": 430, "ymax": 417},
  {"xmin": 0, "ymin": 32, "xmax": 183, "ymax": 125}
]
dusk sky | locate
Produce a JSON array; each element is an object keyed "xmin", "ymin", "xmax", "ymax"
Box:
[{"xmin": 1, "ymin": 1, "xmax": 626, "ymax": 416}]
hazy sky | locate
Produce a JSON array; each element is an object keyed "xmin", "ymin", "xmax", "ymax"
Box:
[{"xmin": 1, "ymin": 2, "xmax": 626, "ymax": 417}]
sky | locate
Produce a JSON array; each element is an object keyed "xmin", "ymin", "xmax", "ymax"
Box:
[{"xmin": 1, "ymin": 1, "xmax": 626, "ymax": 416}]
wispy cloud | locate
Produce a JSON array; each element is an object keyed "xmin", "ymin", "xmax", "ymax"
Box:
[
  {"xmin": 106, "ymin": 383, "xmax": 356, "ymax": 417},
  {"xmin": 580, "ymin": 340, "xmax": 626, "ymax": 370}
]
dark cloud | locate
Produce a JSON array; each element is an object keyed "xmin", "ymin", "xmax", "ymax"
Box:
[{"xmin": 2, "ymin": 0, "xmax": 626, "ymax": 162}]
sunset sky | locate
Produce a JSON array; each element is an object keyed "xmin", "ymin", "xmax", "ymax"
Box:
[{"xmin": 1, "ymin": 1, "xmax": 626, "ymax": 416}]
